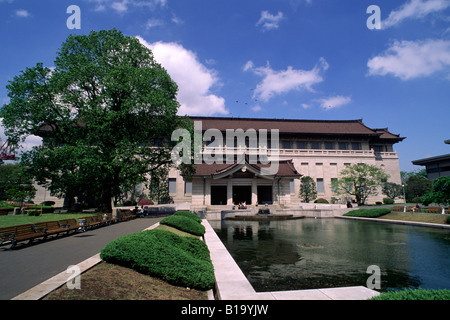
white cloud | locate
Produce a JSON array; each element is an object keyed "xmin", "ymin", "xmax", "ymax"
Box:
[
  {"xmin": 317, "ymin": 95, "xmax": 351, "ymax": 110},
  {"xmin": 243, "ymin": 58, "xmax": 329, "ymax": 102},
  {"xmin": 111, "ymin": 1, "xmax": 128, "ymax": 13},
  {"xmin": 256, "ymin": 10, "xmax": 284, "ymax": 31},
  {"xmin": 15, "ymin": 9, "xmax": 30, "ymax": 17},
  {"xmin": 145, "ymin": 18, "xmax": 164, "ymax": 29},
  {"xmin": 367, "ymin": 39, "xmax": 450, "ymax": 80},
  {"xmin": 251, "ymin": 105, "xmax": 262, "ymax": 112},
  {"xmin": 89, "ymin": 0, "xmax": 166, "ymax": 12},
  {"xmin": 136, "ymin": 37, "xmax": 228, "ymax": 116},
  {"xmin": 383, "ymin": 0, "xmax": 450, "ymax": 29}
]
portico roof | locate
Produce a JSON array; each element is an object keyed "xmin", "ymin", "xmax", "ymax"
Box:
[{"xmin": 193, "ymin": 156, "xmax": 301, "ymax": 180}]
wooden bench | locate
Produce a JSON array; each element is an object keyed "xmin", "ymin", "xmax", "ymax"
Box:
[
  {"xmin": 118, "ymin": 210, "xmax": 132, "ymax": 221},
  {"xmin": 425, "ymin": 207, "xmax": 443, "ymax": 214},
  {"xmin": 57, "ymin": 219, "xmax": 83, "ymax": 232},
  {"xmin": 81, "ymin": 215, "xmax": 104, "ymax": 230},
  {"xmin": 103, "ymin": 213, "xmax": 118, "ymax": 224},
  {"xmin": 0, "ymin": 224, "xmax": 47, "ymax": 249},
  {"xmin": 33, "ymin": 221, "xmax": 71, "ymax": 238},
  {"xmin": 392, "ymin": 206, "xmax": 405, "ymax": 212}
]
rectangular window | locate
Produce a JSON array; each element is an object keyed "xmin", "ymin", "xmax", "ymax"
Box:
[
  {"xmin": 168, "ymin": 178, "xmax": 176, "ymax": 194},
  {"xmin": 317, "ymin": 178, "xmax": 324, "ymax": 193},
  {"xmin": 325, "ymin": 142, "xmax": 334, "ymax": 150},
  {"xmin": 338, "ymin": 142, "xmax": 347, "ymax": 150},
  {"xmin": 301, "ymin": 162, "xmax": 308, "ymax": 166},
  {"xmin": 296, "ymin": 141, "xmax": 306, "ymax": 149},
  {"xmin": 282, "ymin": 140, "xmax": 292, "ymax": 149},
  {"xmin": 352, "ymin": 142, "xmax": 361, "ymax": 150},
  {"xmin": 289, "ymin": 179, "xmax": 295, "ymax": 194},
  {"xmin": 184, "ymin": 181, "xmax": 192, "ymax": 195},
  {"xmin": 310, "ymin": 142, "xmax": 320, "ymax": 149}
]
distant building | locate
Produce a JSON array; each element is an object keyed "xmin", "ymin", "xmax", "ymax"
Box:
[{"xmin": 412, "ymin": 140, "xmax": 450, "ymax": 180}]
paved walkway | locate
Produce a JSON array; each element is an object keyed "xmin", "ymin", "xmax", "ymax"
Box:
[{"xmin": 0, "ymin": 216, "xmax": 164, "ymax": 300}]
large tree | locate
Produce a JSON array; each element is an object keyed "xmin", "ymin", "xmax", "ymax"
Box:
[
  {"xmin": 0, "ymin": 163, "xmax": 36, "ymax": 203},
  {"xmin": 333, "ymin": 163, "xmax": 389, "ymax": 205},
  {"xmin": 0, "ymin": 29, "xmax": 192, "ymax": 212}
]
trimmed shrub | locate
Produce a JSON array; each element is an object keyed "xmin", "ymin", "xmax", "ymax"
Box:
[
  {"xmin": 383, "ymin": 197, "xmax": 394, "ymax": 204},
  {"xmin": 370, "ymin": 288, "xmax": 450, "ymax": 300},
  {"xmin": 160, "ymin": 215, "xmax": 205, "ymax": 236},
  {"xmin": 344, "ymin": 208, "xmax": 391, "ymax": 218},
  {"xmin": 100, "ymin": 229, "xmax": 214, "ymax": 290},
  {"xmin": 314, "ymin": 198, "xmax": 329, "ymax": 204},
  {"xmin": 174, "ymin": 210, "xmax": 202, "ymax": 223}
]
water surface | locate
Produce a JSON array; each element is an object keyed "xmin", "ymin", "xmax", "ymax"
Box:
[{"xmin": 211, "ymin": 218, "xmax": 450, "ymax": 292}]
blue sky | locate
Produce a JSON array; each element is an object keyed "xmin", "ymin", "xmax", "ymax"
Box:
[{"xmin": 1, "ymin": 0, "xmax": 449, "ymax": 173}]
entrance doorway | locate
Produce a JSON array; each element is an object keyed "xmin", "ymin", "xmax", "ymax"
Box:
[
  {"xmin": 257, "ymin": 185, "xmax": 273, "ymax": 204},
  {"xmin": 232, "ymin": 185, "xmax": 252, "ymax": 205},
  {"xmin": 211, "ymin": 186, "xmax": 227, "ymax": 205}
]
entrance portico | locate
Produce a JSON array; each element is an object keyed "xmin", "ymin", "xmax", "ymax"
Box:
[{"xmin": 191, "ymin": 157, "xmax": 301, "ymax": 207}]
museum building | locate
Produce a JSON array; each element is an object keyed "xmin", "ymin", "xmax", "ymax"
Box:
[{"xmin": 167, "ymin": 116, "xmax": 405, "ymax": 207}]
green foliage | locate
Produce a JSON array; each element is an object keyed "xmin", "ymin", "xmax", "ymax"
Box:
[
  {"xmin": 421, "ymin": 176, "xmax": 450, "ymax": 205},
  {"xmin": 160, "ymin": 214, "xmax": 205, "ymax": 236},
  {"xmin": 100, "ymin": 229, "xmax": 214, "ymax": 290},
  {"xmin": 0, "ymin": 29, "xmax": 193, "ymax": 212},
  {"xmin": 344, "ymin": 208, "xmax": 391, "ymax": 218},
  {"xmin": 0, "ymin": 163, "xmax": 36, "ymax": 202},
  {"xmin": 299, "ymin": 176, "xmax": 317, "ymax": 203},
  {"xmin": 370, "ymin": 288, "xmax": 450, "ymax": 300},
  {"xmin": 174, "ymin": 210, "xmax": 202, "ymax": 223},
  {"xmin": 314, "ymin": 198, "xmax": 329, "ymax": 203},
  {"xmin": 334, "ymin": 163, "xmax": 389, "ymax": 205},
  {"xmin": 382, "ymin": 182, "xmax": 403, "ymax": 199},
  {"xmin": 402, "ymin": 172, "xmax": 432, "ymax": 202},
  {"xmin": 382, "ymin": 197, "xmax": 394, "ymax": 204}
]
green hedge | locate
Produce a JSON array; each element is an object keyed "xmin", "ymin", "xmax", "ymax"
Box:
[
  {"xmin": 100, "ymin": 229, "xmax": 214, "ymax": 290},
  {"xmin": 344, "ymin": 208, "xmax": 391, "ymax": 218},
  {"xmin": 174, "ymin": 210, "xmax": 202, "ymax": 223},
  {"xmin": 370, "ymin": 288, "xmax": 450, "ymax": 300},
  {"xmin": 160, "ymin": 215, "xmax": 205, "ymax": 236}
]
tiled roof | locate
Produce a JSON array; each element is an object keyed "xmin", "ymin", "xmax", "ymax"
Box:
[
  {"xmin": 190, "ymin": 116, "xmax": 378, "ymax": 136},
  {"xmin": 193, "ymin": 156, "xmax": 301, "ymax": 179}
]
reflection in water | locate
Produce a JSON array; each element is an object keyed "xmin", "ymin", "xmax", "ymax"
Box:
[{"xmin": 211, "ymin": 218, "xmax": 450, "ymax": 292}]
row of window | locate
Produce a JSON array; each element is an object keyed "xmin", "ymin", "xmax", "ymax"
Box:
[{"xmin": 281, "ymin": 141, "xmax": 362, "ymax": 150}]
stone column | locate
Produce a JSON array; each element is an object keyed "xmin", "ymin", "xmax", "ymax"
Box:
[{"xmin": 251, "ymin": 178, "xmax": 257, "ymax": 206}]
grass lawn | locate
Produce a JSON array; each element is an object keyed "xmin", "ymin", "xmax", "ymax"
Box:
[
  {"xmin": 0, "ymin": 213, "xmax": 99, "ymax": 228},
  {"xmin": 377, "ymin": 212, "xmax": 449, "ymax": 225}
]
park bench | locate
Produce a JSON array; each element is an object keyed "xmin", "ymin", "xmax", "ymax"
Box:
[
  {"xmin": 392, "ymin": 206, "xmax": 404, "ymax": 212},
  {"xmin": 57, "ymin": 218, "xmax": 83, "ymax": 232},
  {"xmin": 81, "ymin": 215, "xmax": 104, "ymax": 230},
  {"xmin": 118, "ymin": 210, "xmax": 133, "ymax": 221},
  {"xmin": 103, "ymin": 213, "xmax": 118, "ymax": 224},
  {"xmin": 33, "ymin": 221, "xmax": 71, "ymax": 238},
  {"xmin": 425, "ymin": 207, "xmax": 444, "ymax": 214},
  {"xmin": 0, "ymin": 224, "xmax": 47, "ymax": 249}
]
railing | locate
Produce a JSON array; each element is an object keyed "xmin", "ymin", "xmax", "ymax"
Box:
[{"xmin": 201, "ymin": 147, "xmax": 398, "ymax": 158}]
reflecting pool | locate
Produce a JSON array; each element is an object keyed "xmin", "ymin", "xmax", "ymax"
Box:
[{"xmin": 210, "ymin": 218, "xmax": 450, "ymax": 292}]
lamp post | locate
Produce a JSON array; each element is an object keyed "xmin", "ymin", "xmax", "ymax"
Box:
[{"xmin": 402, "ymin": 184, "xmax": 406, "ymax": 204}]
